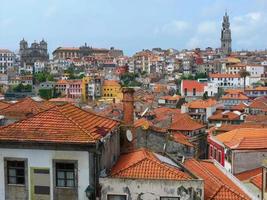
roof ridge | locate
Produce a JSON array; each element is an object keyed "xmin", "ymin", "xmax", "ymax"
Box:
[{"xmin": 209, "ymin": 184, "xmax": 248, "ymax": 200}]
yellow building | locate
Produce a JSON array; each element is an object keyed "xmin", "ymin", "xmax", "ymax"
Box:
[
  {"xmin": 101, "ymin": 80, "xmax": 123, "ymax": 102},
  {"xmin": 81, "ymin": 76, "xmax": 92, "ymax": 102}
]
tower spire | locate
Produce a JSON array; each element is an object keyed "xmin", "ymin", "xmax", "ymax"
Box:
[{"xmin": 221, "ymin": 11, "xmax": 232, "ymax": 56}]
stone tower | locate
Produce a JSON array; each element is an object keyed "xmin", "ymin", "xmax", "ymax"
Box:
[{"xmin": 221, "ymin": 12, "xmax": 232, "ymax": 56}]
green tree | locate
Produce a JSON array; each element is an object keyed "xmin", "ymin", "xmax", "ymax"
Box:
[{"xmin": 39, "ymin": 89, "xmax": 53, "ymax": 100}]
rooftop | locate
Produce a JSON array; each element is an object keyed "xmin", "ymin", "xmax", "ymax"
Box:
[
  {"xmin": 0, "ymin": 103, "xmax": 119, "ymax": 144},
  {"xmin": 110, "ymin": 148, "xmax": 191, "ymax": 180},
  {"xmin": 215, "ymin": 128, "xmax": 267, "ymax": 150},
  {"xmin": 184, "ymin": 159, "xmax": 250, "ymax": 200}
]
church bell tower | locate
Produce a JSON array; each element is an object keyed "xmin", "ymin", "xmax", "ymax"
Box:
[{"xmin": 221, "ymin": 12, "xmax": 232, "ymax": 56}]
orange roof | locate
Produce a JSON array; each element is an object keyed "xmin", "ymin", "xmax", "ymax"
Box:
[
  {"xmin": 225, "ymin": 89, "xmax": 243, "ymax": 94},
  {"xmin": 246, "ymin": 86, "xmax": 267, "ymax": 91},
  {"xmin": 250, "ymin": 174, "xmax": 262, "ymax": 190},
  {"xmin": 245, "ymin": 115, "xmax": 267, "ymax": 123},
  {"xmin": 215, "ymin": 128, "xmax": 267, "ymax": 150},
  {"xmin": 221, "ymin": 93, "xmax": 249, "ymax": 100},
  {"xmin": 214, "ymin": 123, "xmax": 267, "ymax": 133},
  {"xmin": 182, "ymin": 80, "xmax": 206, "ymax": 92},
  {"xmin": 56, "ymin": 79, "xmax": 68, "ymax": 84},
  {"xmin": 0, "ymin": 103, "xmax": 119, "ymax": 144},
  {"xmin": 249, "ymin": 97, "xmax": 267, "ymax": 109},
  {"xmin": 103, "ymin": 80, "xmax": 121, "ymax": 87},
  {"xmin": 184, "ymin": 159, "xmax": 250, "ymax": 200},
  {"xmin": 209, "ymin": 111, "xmax": 240, "ymax": 121},
  {"xmin": 170, "ymin": 113, "xmax": 205, "ymax": 131},
  {"xmin": 151, "ymin": 107, "xmax": 181, "ymax": 121},
  {"xmin": 134, "ymin": 118, "xmax": 153, "ymax": 128},
  {"xmin": 160, "ymin": 95, "xmax": 181, "ymax": 101},
  {"xmin": 230, "ymin": 103, "xmax": 248, "ymax": 111},
  {"xmin": 186, "ymin": 99, "xmax": 217, "ymax": 109},
  {"xmin": 49, "ymin": 97, "xmax": 75, "ymax": 104},
  {"xmin": 0, "ymin": 97, "xmax": 55, "ymax": 120},
  {"xmin": 235, "ymin": 167, "xmax": 262, "ymax": 181},
  {"xmin": 209, "ymin": 73, "xmax": 240, "ymax": 78},
  {"xmin": 55, "ymin": 47, "xmax": 80, "ymax": 51},
  {"xmin": 0, "ymin": 101, "xmax": 10, "ymax": 110},
  {"xmin": 110, "ymin": 148, "xmax": 191, "ymax": 180},
  {"xmin": 171, "ymin": 132, "xmax": 193, "ymax": 147}
]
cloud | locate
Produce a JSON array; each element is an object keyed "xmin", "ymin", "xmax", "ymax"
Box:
[
  {"xmin": 232, "ymin": 11, "xmax": 267, "ymax": 48},
  {"xmin": 155, "ymin": 20, "xmax": 189, "ymax": 36},
  {"xmin": 186, "ymin": 20, "xmax": 219, "ymax": 49}
]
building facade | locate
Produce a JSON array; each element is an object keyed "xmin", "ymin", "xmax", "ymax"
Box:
[{"xmin": 221, "ymin": 12, "xmax": 232, "ymax": 56}]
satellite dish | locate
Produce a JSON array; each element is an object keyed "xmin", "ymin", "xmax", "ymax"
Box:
[{"xmin": 126, "ymin": 129, "xmax": 133, "ymax": 142}]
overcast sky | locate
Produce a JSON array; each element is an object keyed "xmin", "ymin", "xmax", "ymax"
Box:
[{"xmin": 0, "ymin": 0, "xmax": 267, "ymax": 55}]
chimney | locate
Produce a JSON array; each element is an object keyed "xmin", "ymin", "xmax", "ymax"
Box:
[{"xmin": 122, "ymin": 87, "xmax": 134, "ymax": 126}]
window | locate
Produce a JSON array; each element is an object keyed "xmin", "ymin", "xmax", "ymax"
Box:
[
  {"xmin": 184, "ymin": 88, "xmax": 187, "ymax": 96},
  {"xmin": 193, "ymin": 88, "xmax": 196, "ymax": 96},
  {"xmin": 160, "ymin": 197, "xmax": 180, "ymax": 200},
  {"xmin": 56, "ymin": 163, "xmax": 75, "ymax": 187},
  {"xmin": 7, "ymin": 160, "xmax": 25, "ymax": 184},
  {"xmin": 107, "ymin": 194, "xmax": 127, "ymax": 200}
]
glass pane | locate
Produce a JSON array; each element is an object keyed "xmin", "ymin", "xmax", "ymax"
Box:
[
  {"xmin": 17, "ymin": 177, "xmax": 25, "ymax": 184},
  {"xmin": 16, "ymin": 169, "xmax": 24, "ymax": 176},
  {"xmin": 66, "ymin": 180, "xmax": 74, "ymax": 187},
  {"xmin": 9, "ymin": 169, "xmax": 16, "ymax": 176},
  {"xmin": 66, "ymin": 172, "xmax": 74, "ymax": 179},
  {"xmin": 8, "ymin": 177, "xmax": 16, "ymax": 184},
  {"xmin": 57, "ymin": 171, "xmax": 65, "ymax": 179},
  {"xmin": 57, "ymin": 179, "xmax": 65, "ymax": 187}
]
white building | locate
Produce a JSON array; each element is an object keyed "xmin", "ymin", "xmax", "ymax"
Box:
[
  {"xmin": 0, "ymin": 49, "xmax": 14, "ymax": 74},
  {"xmin": 209, "ymin": 73, "xmax": 243, "ymax": 89},
  {"xmin": 0, "ymin": 103, "xmax": 120, "ymax": 200},
  {"xmin": 246, "ymin": 64, "xmax": 264, "ymax": 85}
]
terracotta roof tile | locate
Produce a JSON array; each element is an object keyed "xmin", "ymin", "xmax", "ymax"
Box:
[
  {"xmin": 209, "ymin": 111, "xmax": 240, "ymax": 121},
  {"xmin": 209, "ymin": 73, "xmax": 241, "ymax": 78},
  {"xmin": 245, "ymin": 115, "xmax": 267, "ymax": 123},
  {"xmin": 184, "ymin": 159, "xmax": 250, "ymax": 200},
  {"xmin": 0, "ymin": 97, "xmax": 55, "ymax": 120},
  {"xmin": 160, "ymin": 95, "xmax": 181, "ymax": 101},
  {"xmin": 171, "ymin": 132, "xmax": 193, "ymax": 147},
  {"xmin": 0, "ymin": 103, "xmax": 119, "ymax": 144},
  {"xmin": 110, "ymin": 148, "xmax": 191, "ymax": 180},
  {"xmin": 171, "ymin": 113, "xmax": 205, "ymax": 131},
  {"xmin": 182, "ymin": 80, "xmax": 206, "ymax": 93},
  {"xmin": 0, "ymin": 101, "xmax": 10, "ymax": 110},
  {"xmin": 186, "ymin": 99, "xmax": 217, "ymax": 109},
  {"xmin": 235, "ymin": 167, "xmax": 262, "ymax": 181},
  {"xmin": 215, "ymin": 128, "xmax": 267, "ymax": 150}
]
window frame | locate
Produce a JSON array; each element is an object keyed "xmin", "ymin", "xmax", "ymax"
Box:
[
  {"xmin": 4, "ymin": 157, "xmax": 28, "ymax": 186},
  {"xmin": 107, "ymin": 194, "xmax": 127, "ymax": 200},
  {"xmin": 53, "ymin": 160, "xmax": 78, "ymax": 189}
]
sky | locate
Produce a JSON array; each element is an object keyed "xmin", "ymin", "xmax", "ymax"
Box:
[{"xmin": 0, "ymin": 0, "xmax": 267, "ymax": 56}]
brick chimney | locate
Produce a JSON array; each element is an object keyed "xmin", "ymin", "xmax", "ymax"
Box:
[{"xmin": 122, "ymin": 87, "xmax": 135, "ymax": 126}]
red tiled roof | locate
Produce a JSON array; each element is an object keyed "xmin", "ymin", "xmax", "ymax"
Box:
[
  {"xmin": 171, "ymin": 132, "xmax": 193, "ymax": 147},
  {"xmin": 230, "ymin": 103, "xmax": 248, "ymax": 111},
  {"xmin": 249, "ymin": 97, "xmax": 267, "ymax": 110},
  {"xmin": 0, "ymin": 103, "xmax": 119, "ymax": 144},
  {"xmin": 209, "ymin": 73, "xmax": 241, "ymax": 78},
  {"xmin": 209, "ymin": 111, "xmax": 240, "ymax": 121},
  {"xmin": 184, "ymin": 159, "xmax": 250, "ymax": 200},
  {"xmin": 221, "ymin": 93, "xmax": 249, "ymax": 100},
  {"xmin": 250, "ymin": 174, "xmax": 262, "ymax": 190},
  {"xmin": 182, "ymin": 80, "xmax": 206, "ymax": 93},
  {"xmin": 0, "ymin": 97, "xmax": 55, "ymax": 120},
  {"xmin": 186, "ymin": 99, "xmax": 217, "ymax": 109},
  {"xmin": 215, "ymin": 128, "xmax": 267, "ymax": 150},
  {"xmin": 245, "ymin": 115, "xmax": 267, "ymax": 123},
  {"xmin": 170, "ymin": 113, "xmax": 205, "ymax": 131},
  {"xmin": 160, "ymin": 95, "xmax": 181, "ymax": 101},
  {"xmin": 0, "ymin": 101, "xmax": 10, "ymax": 110},
  {"xmin": 235, "ymin": 167, "xmax": 262, "ymax": 181},
  {"xmin": 110, "ymin": 148, "xmax": 191, "ymax": 180},
  {"xmin": 151, "ymin": 107, "xmax": 181, "ymax": 121}
]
